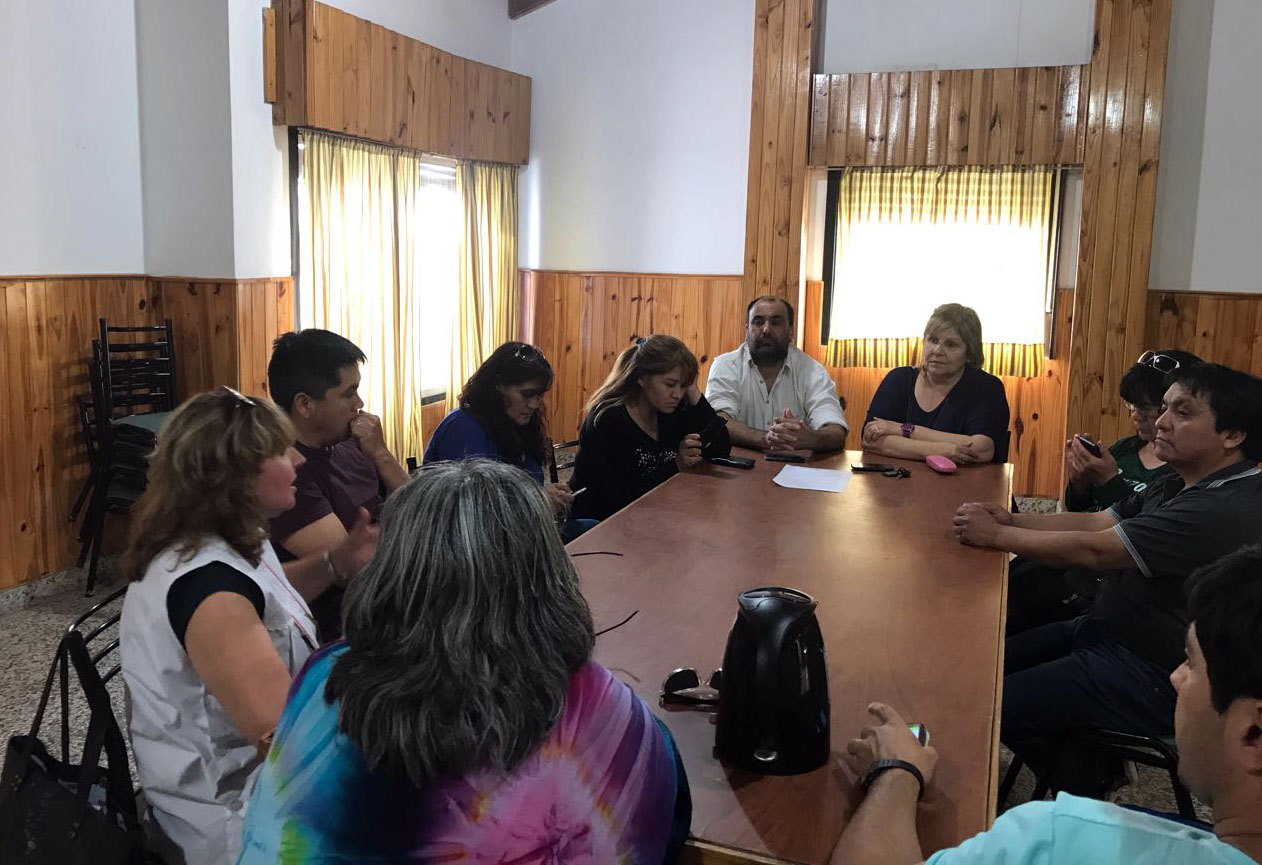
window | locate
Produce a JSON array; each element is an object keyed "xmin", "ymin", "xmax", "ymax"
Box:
[
  {"xmin": 293, "ymin": 129, "xmax": 461, "ymax": 458},
  {"xmin": 821, "ymin": 166, "xmax": 1063, "ymax": 377}
]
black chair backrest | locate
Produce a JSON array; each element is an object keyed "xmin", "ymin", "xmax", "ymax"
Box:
[
  {"xmin": 96, "ymin": 318, "xmax": 178, "ymax": 416},
  {"xmin": 56, "ymin": 587, "xmax": 126, "ymax": 764}
]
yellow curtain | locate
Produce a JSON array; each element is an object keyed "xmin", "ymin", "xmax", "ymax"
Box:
[
  {"xmin": 448, "ymin": 162, "xmax": 520, "ymax": 412},
  {"xmin": 824, "ymin": 166, "xmax": 1057, "ymax": 378},
  {"xmin": 299, "ymin": 132, "xmax": 404, "ymax": 450},
  {"xmin": 300, "ymin": 131, "xmax": 469, "ymax": 461}
]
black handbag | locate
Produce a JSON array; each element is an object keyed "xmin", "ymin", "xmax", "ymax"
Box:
[{"xmin": 0, "ymin": 629, "xmax": 155, "ymax": 864}]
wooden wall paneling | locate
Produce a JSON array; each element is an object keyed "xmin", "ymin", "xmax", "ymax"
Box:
[
  {"xmin": 885, "ymin": 71, "xmax": 909, "ymax": 166},
  {"xmin": 271, "ymin": 0, "xmax": 530, "ymax": 164},
  {"xmin": 810, "ymin": 74, "xmax": 830, "ymax": 166},
  {"xmin": 947, "ymin": 70, "xmax": 973, "ymax": 166},
  {"xmin": 0, "ymin": 278, "xmax": 157, "ymax": 590},
  {"xmin": 864, "ymin": 72, "xmax": 888, "ymax": 166},
  {"xmin": 1145, "ymin": 292, "xmax": 1262, "ymax": 377},
  {"xmin": 1065, "ymin": 0, "xmax": 1172, "ymax": 449},
  {"xmin": 966, "ymin": 69, "xmax": 991, "ymax": 166},
  {"xmin": 742, "ymin": 0, "xmax": 819, "ymax": 307},
  {"xmin": 845, "ymin": 72, "xmax": 868, "ymax": 164},
  {"xmin": 152, "ymin": 281, "xmax": 240, "ymax": 399},
  {"xmin": 263, "ymin": 7, "xmax": 278, "ymax": 104},
  {"xmin": 907, "ymin": 71, "xmax": 931, "ymax": 165},
  {"xmin": 521, "ymin": 272, "xmax": 746, "ymax": 443},
  {"xmin": 808, "ymin": 64, "xmax": 1087, "ymax": 168}
]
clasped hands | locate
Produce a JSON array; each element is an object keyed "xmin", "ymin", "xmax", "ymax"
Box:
[
  {"xmin": 765, "ymin": 409, "xmax": 808, "ymax": 451},
  {"xmin": 951, "ymin": 501, "xmax": 1012, "ymax": 547}
]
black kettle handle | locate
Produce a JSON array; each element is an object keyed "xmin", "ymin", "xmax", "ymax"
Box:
[{"xmin": 753, "ymin": 615, "xmax": 799, "ymax": 760}]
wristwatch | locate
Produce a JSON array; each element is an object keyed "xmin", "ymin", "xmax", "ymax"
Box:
[
  {"xmin": 900, "ymin": 422, "xmax": 915, "ymax": 438},
  {"xmin": 860, "ymin": 758, "xmax": 926, "ymax": 800}
]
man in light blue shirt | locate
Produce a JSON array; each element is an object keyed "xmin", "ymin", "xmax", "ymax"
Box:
[{"xmin": 830, "ymin": 545, "xmax": 1262, "ymax": 864}]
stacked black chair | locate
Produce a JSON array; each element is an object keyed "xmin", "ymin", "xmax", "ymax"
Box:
[{"xmin": 75, "ymin": 318, "xmax": 178, "ymax": 594}]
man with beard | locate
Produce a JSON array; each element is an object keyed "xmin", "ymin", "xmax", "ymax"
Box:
[
  {"xmin": 266, "ymin": 329, "xmax": 410, "ymax": 641},
  {"xmin": 705, "ymin": 296, "xmax": 848, "ymax": 452}
]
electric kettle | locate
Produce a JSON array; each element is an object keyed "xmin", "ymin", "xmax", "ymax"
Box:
[{"xmin": 714, "ymin": 587, "xmax": 830, "ymax": 774}]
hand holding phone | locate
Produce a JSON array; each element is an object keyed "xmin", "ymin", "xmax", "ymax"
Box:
[{"xmin": 1074, "ymin": 434, "xmax": 1103, "ymax": 458}]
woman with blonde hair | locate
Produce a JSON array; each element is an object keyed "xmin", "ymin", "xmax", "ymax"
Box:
[
  {"xmin": 119, "ymin": 388, "xmax": 376, "ymax": 865},
  {"xmin": 861, "ymin": 303, "xmax": 1010, "ymax": 464},
  {"xmin": 570, "ymin": 334, "xmax": 730, "ymax": 521}
]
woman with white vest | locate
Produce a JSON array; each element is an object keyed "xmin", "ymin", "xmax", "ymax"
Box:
[{"xmin": 119, "ymin": 387, "xmax": 377, "ymax": 865}]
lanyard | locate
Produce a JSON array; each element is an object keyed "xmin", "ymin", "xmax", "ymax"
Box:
[{"xmin": 259, "ymin": 553, "xmax": 319, "ymax": 650}]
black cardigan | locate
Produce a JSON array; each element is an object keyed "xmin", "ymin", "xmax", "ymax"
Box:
[{"xmin": 569, "ymin": 396, "xmax": 731, "ymax": 521}]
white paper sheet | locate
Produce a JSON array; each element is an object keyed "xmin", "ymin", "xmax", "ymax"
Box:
[{"xmin": 772, "ymin": 465, "xmax": 852, "ymax": 494}]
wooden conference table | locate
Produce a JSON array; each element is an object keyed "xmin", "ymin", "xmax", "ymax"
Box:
[{"xmin": 568, "ymin": 449, "xmax": 1012, "ymax": 864}]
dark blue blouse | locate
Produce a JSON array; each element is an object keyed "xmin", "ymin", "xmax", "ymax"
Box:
[
  {"xmin": 422, "ymin": 408, "xmax": 545, "ymax": 483},
  {"xmin": 863, "ymin": 366, "xmax": 1011, "ymax": 462}
]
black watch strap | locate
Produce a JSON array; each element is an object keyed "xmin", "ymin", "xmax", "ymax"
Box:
[{"xmin": 860, "ymin": 758, "xmax": 925, "ymax": 800}]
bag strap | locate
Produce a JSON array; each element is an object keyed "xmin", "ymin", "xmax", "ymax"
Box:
[
  {"xmin": 4, "ymin": 634, "xmax": 70, "ymax": 795},
  {"xmin": 63, "ymin": 631, "xmax": 139, "ymax": 821}
]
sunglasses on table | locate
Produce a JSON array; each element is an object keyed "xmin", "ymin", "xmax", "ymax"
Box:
[{"xmin": 661, "ymin": 667, "xmax": 722, "ymax": 705}]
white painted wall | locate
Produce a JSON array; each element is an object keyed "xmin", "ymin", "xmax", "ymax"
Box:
[
  {"xmin": 135, "ymin": 0, "xmax": 237, "ymax": 277},
  {"xmin": 0, "ymin": 0, "xmax": 146, "ymax": 275},
  {"xmin": 228, "ymin": 0, "xmax": 291, "ymax": 279},
  {"xmin": 1151, "ymin": 0, "xmax": 1262, "ymax": 293},
  {"xmin": 512, "ymin": 0, "xmax": 755, "ymax": 275},
  {"xmin": 821, "ymin": 0, "xmax": 1094, "ymax": 73},
  {"xmin": 321, "ymin": 0, "xmax": 513, "ymax": 69}
]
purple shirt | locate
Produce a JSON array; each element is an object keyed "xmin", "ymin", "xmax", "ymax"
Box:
[{"xmin": 270, "ymin": 440, "xmax": 383, "ymax": 555}]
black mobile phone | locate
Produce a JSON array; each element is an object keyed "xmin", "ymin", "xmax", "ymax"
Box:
[
  {"xmin": 699, "ymin": 415, "xmax": 728, "ymax": 447},
  {"xmin": 706, "ymin": 456, "xmax": 755, "ymax": 470},
  {"xmin": 1074, "ymin": 434, "xmax": 1103, "ymax": 458},
  {"xmin": 765, "ymin": 452, "xmax": 806, "ymax": 463},
  {"xmin": 852, "ymin": 463, "xmax": 896, "ymax": 473}
]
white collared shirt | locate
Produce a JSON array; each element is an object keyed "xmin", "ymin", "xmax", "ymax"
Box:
[{"xmin": 705, "ymin": 343, "xmax": 848, "ymax": 432}]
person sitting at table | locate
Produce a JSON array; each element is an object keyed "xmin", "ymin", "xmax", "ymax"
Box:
[
  {"xmin": 119, "ymin": 389, "xmax": 377, "ymax": 865},
  {"xmin": 423, "ymin": 340, "xmax": 593, "ymax": 541},
  {"xmin": 861, "ymin": 303, "xmax": 1010, "ymax": 464},
  {"xmin": 705, "ymin": 296, "xmax": 849, "ymax": 452},
  {"xmin": 829, "ymin": 545, "xmax": 1262, "ymax": 864},
  {"xmin": 954, "ymin": 362, "xmax": 1262, "ymax": 796},
  {"xmin": 266, "ymin": 329, "xmax": 410, "ymax": 641},
  {"xmin": 1005, "ymin": 348, "xmax": 1206, "ymax": 638},
  {"xmin": 1064, "ymin": 349, "xmax": 1203, "ymax": 512},
  {"xmin": 571, "ymin": 334, "xmax": 731, "ymax": 522},
  {"xmin": 238, "ymin": 460, "xmax": 691, "ymax": 863}
]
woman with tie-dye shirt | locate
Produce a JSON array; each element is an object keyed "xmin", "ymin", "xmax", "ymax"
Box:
[{"xmin": 238, "ymin": 460, "xmax": 690, "ymax": 864}]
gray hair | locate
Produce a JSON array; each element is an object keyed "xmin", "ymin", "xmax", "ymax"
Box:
[{"xmin": 325, "ymin": 460, "xmax": 595, "ymax": 787}]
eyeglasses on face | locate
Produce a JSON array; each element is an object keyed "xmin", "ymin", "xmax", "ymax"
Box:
[
  {"xmin": 1125, "ymin": 402, "xmax": 1162, "ymax": 420},
  {"xmin": 1137, "ymin": 350, "xmax": 1181, "ymax": 374}
]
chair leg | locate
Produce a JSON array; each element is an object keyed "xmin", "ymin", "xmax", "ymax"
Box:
[
  {"xmin": 997, "ymin": 754, "xmax": 1024, "ymax": 809},
  {"xmin": 86, "ymin": 508, "xmax": 107, "ymax": 596},
  {"xmin": 1171, "ymin": 771, "xmax": 1197, "ymax": 820},
  {"xmin": 68, "ymin": 468, "xmax": 97, "ymax": 522}
]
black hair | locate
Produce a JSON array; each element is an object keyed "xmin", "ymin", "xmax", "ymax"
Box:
[
  {"xmin": 267, "ymin": 330, "xmax": 367, "ymax": 413},
  {"xmin": 1187, "ymin": 546, "xmax": 1262, "ymax": 714},
  {"xmin": 746, "ymin": 296, "xmax": 795, "ymax": 327},
  {"xmin": 1168, "ymin": 363, "xmax": 1262, "ymax": 461},
  {"xmin": 1119, "ymin": 349, "xmax": 1203, "ymax": 407},
  {"xmin": 459, "ymin": 342, "xmax": 553, "ymax": 467}
]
